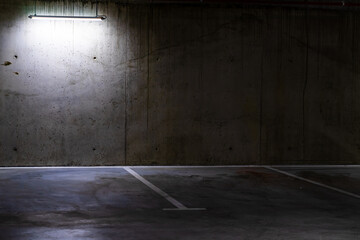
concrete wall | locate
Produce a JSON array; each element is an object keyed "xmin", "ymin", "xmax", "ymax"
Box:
[{"xmin": 0, "ymin": 0, "xmax": 359, "ymax": 166}]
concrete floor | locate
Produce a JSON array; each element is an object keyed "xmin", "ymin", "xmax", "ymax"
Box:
[{"xmin": 0, "ymin": 166, "xmax": 359, "ymax": 240}]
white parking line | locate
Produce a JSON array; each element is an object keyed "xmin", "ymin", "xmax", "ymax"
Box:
[
  {"xmin": 123, "ymin": 167, "xmax": 206, "ymax": 211},
  {"xmin": 264, "ymin": 166, "xmax": 360, "ymax": 199},
  {"xmin": 163, "ymin": 208, "xmax": 207, "ymax": 211}
]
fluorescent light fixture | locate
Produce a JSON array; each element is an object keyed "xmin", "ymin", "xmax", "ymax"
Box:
[{"xmin": 28, "ymin": 15, "xmax": 106, "ymax": 21}]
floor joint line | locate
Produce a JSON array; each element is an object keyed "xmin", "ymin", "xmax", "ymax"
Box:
[{"xmin": 0, "ymin": 165, "xmax": 359, "ymax": 169}]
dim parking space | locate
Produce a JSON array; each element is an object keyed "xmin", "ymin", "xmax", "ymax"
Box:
[
  {"xmin": 0, "ymin": 166, "xmax": 359, "ymax": 240},
  {"xmin": 0, "ymin": 168, "xmax": 171, "ymax": 213}
]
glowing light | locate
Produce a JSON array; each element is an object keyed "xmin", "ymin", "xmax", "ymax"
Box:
[{"xmin": 28, "ymin": 15, "xmax": 106, "ymax": 21}]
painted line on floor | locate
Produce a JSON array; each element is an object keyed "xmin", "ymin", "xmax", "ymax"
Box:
[
  {"xmin": 163, "ymin": 208, "xmax": 207, "ymax": 211},
  {"xmin": 123, "ymin": 167, "xmax": 206, "ymax": 211},
  {"xmin": 264, "ymin": 166, "xmax": 360, "ymax": 200}
]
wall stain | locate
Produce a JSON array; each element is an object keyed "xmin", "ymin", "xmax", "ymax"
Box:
[
  {"xmin": 1, "ymin": 89, "xmax": 38, "ymax": 97},
  {"xmin": 1, "ymin": 61, "xmax": 12, "ymax": 66}
]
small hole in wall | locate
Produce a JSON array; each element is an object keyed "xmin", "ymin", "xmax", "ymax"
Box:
[
  {"xmin": 13, "ymin": 147, "xmax": 17, "ymax": 152},
  {"xmin": 93, "ymin": 147, "xmax": 96, "ymax": 151},
  {"xmin": 14, "ymin": 55, "xmax": 18, "ymax": 59},
  {"xmin": 93, "ymin": 57, "xmax": 97, "ymax": 60}
]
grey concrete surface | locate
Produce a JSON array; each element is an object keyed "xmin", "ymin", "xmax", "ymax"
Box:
[
  {"xmin": 0, "ymin": 166, "xmax": 359, "ymax": 239},
  {"xmin": 1, "ymin": 1, "xmax": 360, "ymax": 165}
]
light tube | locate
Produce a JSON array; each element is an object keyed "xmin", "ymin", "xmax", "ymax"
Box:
[{"xmin": 28, "ymin": 15, "xmax": 106, "ymax": 21}]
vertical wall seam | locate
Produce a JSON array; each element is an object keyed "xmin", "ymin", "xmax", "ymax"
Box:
[
  {"xmin": 146, "ymin": 3, "xmax": 152, "ymax": 133},
  {"xmin": 125, "ymin": 71, "xmax": 128, "ymax": 165},
  {"xmin": 351, "ymin": 13, "xmax": 358, "ymax": 162},
  {"xmin": 259, "ymin": 19, "xmax": 264, "ymax": 164},
  {"xmin": 302, "ymin": 7, "xmax": 309, "ymax": 162},
  {"xmin": 124, "ymin": 6, "xmax": 128, "ymax": 165},
  {"xmin": 352, "ymin": 13, "xmax": 356, "ymax": 125},
  {"xmin": 199, "ymin": 3, "xmax": 204, "ymax": 166}
]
